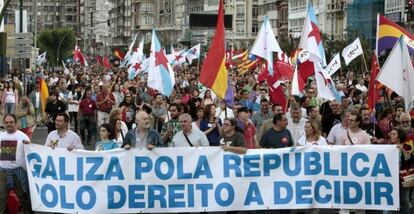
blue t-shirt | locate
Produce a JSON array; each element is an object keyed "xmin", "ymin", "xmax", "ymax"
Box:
[
  {"xmin": 95, "ymin": 140, "xmax": 120, "ymax": 151},
  {"xmin": 200, "ymin": 118, "xmax": 222, "ymax": 146}
]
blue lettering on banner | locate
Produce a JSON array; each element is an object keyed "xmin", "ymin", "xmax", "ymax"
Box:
[
  {"xmin": 60, "ymin": 186, "xmax": 74, "ymax": 209},
  {"xmin": 244, "ymin": 182, "xmax": 264, "ymax": 205},
  {"xmin": 343, "ymin": 181, "xmax": 362, "ymax": 204},
  {"xmin": 135, "ymin": 156, "xmax": 152, "ymax": 179},
  {"xmin": 42, "ymin": 156, "xmax": 57, "ymax": 179},
  {"xmin": 350, "ymin": 153, "xmax": 369, "ymax": 177},
  {"xmin": 76, "ymin": 186, "xmax": 96, "ymax": 210},
  {"xmin": 148, "ymin": 185, "xmax": 167, "ymax": 208},
  {"xmin": 324, "ymin": 152, "xmax": 339, "ymax": 176},
  {"xmin": 59, "ymin": 157, "xmax": 74, "ymax": 181},
  {"xmin": 274, "ymin": 181, "xmax": 293, "ymax": 204},
  {"xmin": 296, "ymin": 181, "xmax": 312, "ymax": 204},
  {"xmin": 244, "ymin": 154, "xmax": 261, "ymax": 177},
  {"xmin": 194, "ymin": 156, "xmax": 213, "ymax": 179},
  {"xmin": 86, "ymin": 157, "xmax": 104, "ymax": 180},
  {"xmin": 374, "ymin": 182, "xmax": 393, "ymax": 205},
  {"xmin": 27, "ymin": 152, "xmax": 41, "ymax": 177},
  {"xmin": 215, "ymin": 183, "xmax": 234, "ymax": 207},
  {"xmin": 168, "ymin": 184, "xmax": 186, "ymax": 208},
  {"xmin": 371, "ymin": 154, "xmax": 391, "ymax": 177},
  {"xmin": 155, "ymin": 156, "xmax": 174, "ymax": 180},
  {"xmin": 283, "ymin": 153, "xmax": 301, "ymax": 176},
  {"xmin": 263, "ymin": 154, "xmax": 281, "ymax": 176},
  {"xmin": 196, "ymin": 184, "xmax": 213, "ymax": 207},
  {"xmin": 105, "ymin": 157, "xmax": 124, "ymax": 180},
  {"xmin": 108, "ymin": 185, "xmax": 126, "ymax": 209},
  {"xmin": 40, "ymin": 184, "xmax": 58, "ymax": 208},
  {"xmin": 304, "ymin": 152, "xmax": 321, "ymax": 175},
  {"xmin": 223, "ymin": 154, "xmax": 241, "ymax": 177},
  {"xmin": 314, "ymin": 180, "xmax": 332, "ymax": 204},
  {"xmin": 129, "ymin": 185, "xmax": 146, "ymax": 208}
]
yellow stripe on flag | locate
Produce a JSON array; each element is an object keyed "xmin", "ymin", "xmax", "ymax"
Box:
[
  {"xmin": 211, "ymin": 58, "xmax": 228, "ymax": 99},
  {"xmin": 40, "ymin": 79, "xmax": 49, "ymax": 113}
]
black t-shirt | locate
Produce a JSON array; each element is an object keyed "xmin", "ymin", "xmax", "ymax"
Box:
[
  {"xmin": 45, "ymin": 100, "xmax": 67, "ymax": 120},
  {"xmin": 259, "ymin": 128, "xmax": 294, "ymax": 148},
  {"xmin": 361, "ymin": 122, "xmax": 384, "ymax": 139},
  {"xmin": 322, "ymin": 112, "xmax": 341, "ymax": 135},
  {"xmin": 220, "ymin": 132, "xmax": 246, "ymax": 148}
]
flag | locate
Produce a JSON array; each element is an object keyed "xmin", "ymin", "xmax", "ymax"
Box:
[
  {"xmin": 36, "ymin": 51, "xmax": 47, "ymax": 65},
  {"xmin": 291, "ymin": 66, "xmax": 301, "ymax": 96},
  {"xmin": 274, "ymin": 52, "xmax": 294, "ymax": 80},
  {"xmin": 103, "ymin": 56, "xmax": 111, "ymax": 70},
  {"xmin": 186, "ymin": 43, "xmax": 201, "ymax": 64},
  {"xmin": 299, "ymin": 5, "xmax": 327, "ymax": 65},
  {"xmin": 40, "ymin": 78, "xmax": 48, "ymax": 113},
  {"xmin": 62, "ymin": 60, "xmax": 70, "ymax": 75},
  {"xmin": 167, "ymin": 45, "xmax": 176, "ymax": 62},
  {"xmin": 127, "ymin": 40, "xmax": 148, "ymax": 80},
  {"xmin": 169, "ymin": 50, "xmax": 186, "ymax": 66},
  {"xmin": 263, "ymin": 70, "xmax": 288, "ymax": 112},
  {"xmin": 147, "ymin": 29, "xmax": 175, "ymax": 96},
  {"xmin": 73, "ymin": 45, "xmax": 88, "ymax": 66},
  {"xmin": 200, "ymin": 0, "xmax": 233, "ymax": 105},
  {"xmin": 314, "ymin": 62, "xmax": 341, "ymax": 101},
  {"xmin": 342, "ymin": 38, "xmax": 363, "ymax": 65},
  {"xmin": 114, "ymin": 48, "xmax": 125, "ymax": 60},
  {"xmin": 250, "ymin": 16, "xmax": 282, "ymax": 76},
  {"xmin": 120, "ymin": 33, "xmax": 138, "ymax": 67},
  {"xmin": 325, "ymin": 53, "xmax": 341, "ymax": 76},
  {"xmin": 367, "ymin": 52, "xmax": 381, "ymax": 110},
  {"xmin": 96, "ymin": 55, "xmax": 102, "ymax": 65},
  {"xmin": 376, "ymin": 14, "xmax": 414, "ymax": 55},
  {"xmin": 376, "ymin": 36, "xmax": 414, "ymax": 111},
  {"xmin": 232, "ymin": 50, "xmax": 248, "ymax": 64}
]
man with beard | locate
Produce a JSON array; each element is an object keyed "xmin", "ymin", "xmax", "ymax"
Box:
[
  {"xmin": 399, "ymin": 112, "xmax": 413, "ymax": 136},
  {"xmin": 151, "ymin": 93, "xmax": 167, "ymax": 132},
  {"xmin": 360, "ymin": 107, "xmax": 385, "ymax": 144},
  {"xmin": 161, "ymin": 103, "xmax": 182, "ymax": 146},
  {"xmin": 122, "ymin": 111, "xmax": 164, "ymax": 149}
]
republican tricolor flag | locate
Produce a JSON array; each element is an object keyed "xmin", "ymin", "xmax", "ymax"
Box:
[
  {"xmin": 199, "ymin": 0, "xmax": 233, "ymax": 106},
  {"xmin": 147, "ymin": 29, "xmax": 175, "ymax": 96}
]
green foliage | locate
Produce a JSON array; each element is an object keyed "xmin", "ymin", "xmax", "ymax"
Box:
[{"xmin": 37, "ymin": 28, "xmax": 76, "ymax": 65}]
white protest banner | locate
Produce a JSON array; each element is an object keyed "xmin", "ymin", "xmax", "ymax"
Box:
[
  {"xmin": 25, "ymin": 144, "xmax": 399, "ymax": 213},
  {"xmin": 325, "ymin": 53, "xmax": 341, "ymax": 76},
  {"xmin": 342, "ymin": 38, "xmax": 363, "ymax": 65}
]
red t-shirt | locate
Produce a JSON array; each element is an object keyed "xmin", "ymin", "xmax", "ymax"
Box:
[
  {"xmin": 244, "ymin": 122, "xmax": 257, "ymax": 149},
  {"xmin": 79, "ymin": 98, "xmax": 96, "ymax": 115},
  {"xmin": 96, "ymin": 92, "xmax": 115, "ymax": 113}
]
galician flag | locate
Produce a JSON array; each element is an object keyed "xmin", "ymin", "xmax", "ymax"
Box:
[
  {"xmin": 299, "ymin": 5, "xmax": 327, "ymax": 66},
  {"xmin": 147, "ymin": 29, "xmax": 175, "ymax": 96},
  {"xmin": 186, "ymin": 43, "xmax": 201, "ymax": 64},
  {"xmin": 120, "ymin": 33, "xmax": 137, "ymax": 67},
  {"xmin": 36, "ymin": 51, "xmax": 47, "ymax": 65},
  {"xmin": 314, "ymin": 62, "xmax": 341, "ymax": 101},
  {"xmin": 250, "ymin": 16, "xmax": 282, "ymax": 76},
  {"xmin": 377, "ymin": 36, "xmax": 414, "ymax": 111}
]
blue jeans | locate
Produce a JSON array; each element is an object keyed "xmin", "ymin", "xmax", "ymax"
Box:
[{"xmin": 4, "ymin": 103, "xmax": 15, "ymax": 115}]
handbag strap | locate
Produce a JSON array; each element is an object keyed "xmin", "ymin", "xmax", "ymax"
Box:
[
  {"xmin": 183, "ymin": 132, "xmax": 194, "ymax": 147},
  {"xmin": 346, "ymin": 130, "xmax": 354, "ymax": 145}
]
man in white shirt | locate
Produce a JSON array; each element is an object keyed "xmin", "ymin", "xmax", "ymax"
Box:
[
  {"xmin": 45, "ymin": 113, "xmax": 84, "ymax": 150},
  {"xmin": 327, "ymin": 110, "xmax": 350, "ymax": 145},
  {"xmin": 29, "ymin": 84, "xmax": 41, "ymax": 123},
  {"xmin": 171, "ymin": 114, "xmax": 209, "ymax": 147},
  {"xmin": 287, "ymin": 104, "xmax": 307, "ymax": 146},
  {"xmin": 0, "ymin": 114, "xmax": 32, "ymax": 213}
]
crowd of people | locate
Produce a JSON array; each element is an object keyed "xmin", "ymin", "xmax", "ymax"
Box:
[{"xmin": 0, "ymin": 61, "xmax": 413, "ymax": 213}]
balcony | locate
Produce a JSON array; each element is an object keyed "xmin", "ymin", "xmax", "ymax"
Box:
[{"xmin": 327, "ymin": 1, "xmax": 346, "ymax": 13}]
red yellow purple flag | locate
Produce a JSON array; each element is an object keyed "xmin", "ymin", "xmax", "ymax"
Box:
[{"xmin": 199, "ymin": 0, "xmax": 233, "ymax": 104}]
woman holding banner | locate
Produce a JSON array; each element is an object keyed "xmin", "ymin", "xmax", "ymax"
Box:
[{"xmin": 297, "ymin": 121, "xmax": 327, "ymax": 146}]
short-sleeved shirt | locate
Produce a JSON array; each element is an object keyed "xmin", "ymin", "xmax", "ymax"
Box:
[
  {"xmin": 243, "ymin": 122, "xmax": 257, "ymax": 149},
  {"xmin": 200, "ymin": 118, "xmax": 222, "ymax": 146},
  {"xmin": 96, "ymin": 92, "xmax": 115, "ymax": 113},
  {"xmin": 327, "ymin": 123, "xmax": 347, "ymax": 145},
  {"xmin": 95, "ymin": 140, "xmax": 120, "ymax": 151},
  {"xmin": 171, "ymin": 128, "xmax": 209, "ymax": 147},
  {"xmin": 260, "ymin": 128, "xmax": 294, "ymax": 148},
  {"xmin": 339, "ymin": 129, "xmax": 371, "ymax": 145},
  {"xmin": 79, "ymin": 98, "xmax": 96, "ymax": 115},
  {"xmin": 45, "ymin": 130, "xmax": 84, "ymax": 149},
  {"xmin": 0, "ymin": 130, "xmax": 30, "ymax": 170},
  {"xmin": 45, "ymin": 100, "xmax": 67, "ymax": 120},
  {"xmin": 161, "ymin": 118, "xmax": 182, "ymax": 145},
  {"xmin": 220, "ymin": 132, "xmax": 246, "ymax": 148}
]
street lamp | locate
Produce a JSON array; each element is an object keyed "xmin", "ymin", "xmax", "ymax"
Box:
[{"xmin": 57, "ymin": 30, "xmax": 72, "ymax": 63}]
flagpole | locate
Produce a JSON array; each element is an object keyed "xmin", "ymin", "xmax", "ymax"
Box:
[{"xmin": 361, "ymin": 52, "xmax": 369, "ymax": 74}]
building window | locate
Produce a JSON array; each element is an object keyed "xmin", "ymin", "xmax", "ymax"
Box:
[
  {"xmin": 385, "ymin": 0, "xmax": 402, "ymax": 13},
  {"xmin": 236, "ymin": 21, "xmax": 244, "ymax": 34},
  {"xmin": 252, "ymin": 5, "xmax": 258, "ymax": 16},
  {"xmin": 289, "ymin": 18, "xmax": 304, "ymax": 32},
  {"xmin": 289, "ymin": 0, "xmax": 306, "ymax": 12},
  {"xmin": 252, "ymin": 21, "xmax": 258, "ymax": 33},
  {"xmin": 236, "ymin": 5, "xmax": 244, "ymax": 18}
]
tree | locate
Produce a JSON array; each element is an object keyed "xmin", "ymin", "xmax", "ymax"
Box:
[{"xmin": 37, "ymin": 28, "xmax": 76, "ymax": 65}]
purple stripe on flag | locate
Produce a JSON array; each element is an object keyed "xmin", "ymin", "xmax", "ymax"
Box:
[
  {"xmin": 378, "ymin": 37, "xmax": 414, "ymax": 55},
  {"xmin": 224, "ymin": 74, "xmax": 234, "ymax": 108}
]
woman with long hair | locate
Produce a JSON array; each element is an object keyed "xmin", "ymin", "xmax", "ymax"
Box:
[
  {"xmin": 2, "ymin": 81, "xmax": 19, "ymax": 115},
  {"xmin": 298, "ymin": 121, "xmax": 327, "ymax": 146},
  {"xmin": 201, "ymin": 90, "xmax": 213, "ymax": 107},
  {"xmin": 119, "ymin": 92, "xmax": 137, "ymax": 129},
  {"xmin": 199, "ymin": 104, "xmax": 222, "ymax": 146},
  {"xmin": 110, "ymin": 118, "xmax": 128, "ymax": 147},
  {"xmin": 95, "ymin": 123, "xmax": 119, "ymax": 151}
]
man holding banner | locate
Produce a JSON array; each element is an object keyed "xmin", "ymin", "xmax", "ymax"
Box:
[{"xmin": 0, "ymin": 114, "xmax": 32, "ymax": 213}]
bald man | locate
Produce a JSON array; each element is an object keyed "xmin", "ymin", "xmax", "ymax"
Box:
[{"xmin": 122, "ymin": 111, "xmax": 164, "ymax": 150}]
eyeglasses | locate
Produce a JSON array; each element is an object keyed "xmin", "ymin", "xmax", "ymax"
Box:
[{"xmin": 402, "ymin": 121, "xmax": 411, "ymax": 124}]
